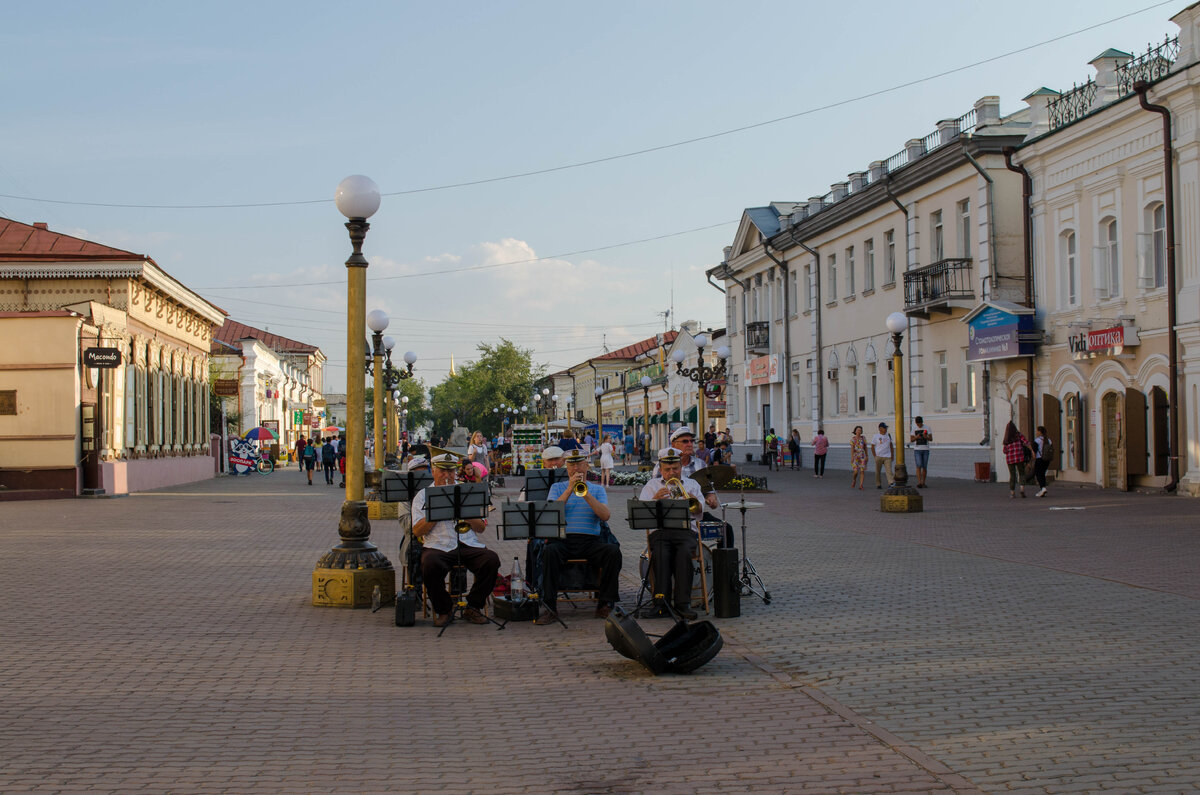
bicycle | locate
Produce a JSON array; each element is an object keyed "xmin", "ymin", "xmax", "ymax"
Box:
[{"xmin": 257, "ymin": 451, "xmax": 275, "ymax": 474}]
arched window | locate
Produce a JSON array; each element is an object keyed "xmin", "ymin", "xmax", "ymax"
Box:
[
  {"xmin": 1060, "ymin": 231, "xmax": 1078, "ymax": 307},
  {"xmin": 1094, "ymin": 217, "xmax": 1119, "ymax": 299}
]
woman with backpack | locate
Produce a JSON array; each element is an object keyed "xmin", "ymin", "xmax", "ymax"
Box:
[
  {"xmin": 1002, "ymin": 421, "xmax": 1031, "ymax": 499},
  {"xmin": 1033, "ymin": 426, "xmax": 1053, "ymax": 498}
]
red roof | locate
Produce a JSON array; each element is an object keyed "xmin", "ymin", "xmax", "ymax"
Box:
[
  {"xmin": 212, "ymin": 319, "xmax": 319, "ymax": 355},
  {"xmin": 0, "ymin": 218, "xmax": 149, "ymax": 262},
  {"xmin": 595, "ymin": 330, "xmax": 678, "ymax": 361}
]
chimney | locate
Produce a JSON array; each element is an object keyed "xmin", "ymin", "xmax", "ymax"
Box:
[
  {"xmin": 974, "ymin": 95, "xmax": 1001, "ymax": 128},
  {"xmin": 905, "ymin": 138, "xmax": 926, "ymax": 161},
  {"xmin": 32, "ymin": 222, "xmax": 48, "ymax": 230},
  {"xmin": 723, "ymin": 245, "xmax": 733, "ymax": 261},
  {"xmin": 830, "ymin": 182, "xmax": 849, "ymax": 202},
  {"xmin": 779, "ymin": 213, "xmax": 793, "ymax": 231},
  {"xmin": 848, "ymin": 171, "xmax": 867, "ymax": 192}
]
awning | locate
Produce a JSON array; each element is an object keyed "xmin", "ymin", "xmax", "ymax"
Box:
[
  {"xmin": 669, "ymin": 408, "xmax": 681, "ymax": 423},
  {"xmin": 649, "ymin": 414, "xmax": 658, "ymax": 425},
  {"xmin": 657, "ymin": 412, "xmax": 669, "ymax": 424},
  {"xmin": 625, "ymin": 416, "xmax": 634, "ymax": 426},
  {"xmin": 684, "ymin": 405, "xmax": 698, "ymax": 424}
]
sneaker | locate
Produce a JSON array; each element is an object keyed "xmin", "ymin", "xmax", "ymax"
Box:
[
  {"xmin": 533, "ymin": 610, "xmax": 559, "ymax": 626},
  {"xmin": 433, "ymin": 613, "xmax": 452, "ymax": 628},
  {"xmin": 594, "ymin": 604, "xmax": 612, "ymax": 620},
  {"xmin": 461, "ymin": 607, "xmax": 488, "ymax": 625},
  {"xmin": 1036, "ymin": 488, "xmax": 1047, "ymax": 497}
]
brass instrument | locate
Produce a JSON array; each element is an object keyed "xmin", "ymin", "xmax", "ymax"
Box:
[
  {"xmin": 666, "ymin": 477, "xmax": 701, "ymax": 512},
  {"xmin": 454, "ymin": 519, "xmax": 473, "ymax": 534},
  {"xmin": 572, "ymin": 480, "xmax": 589, "ymax": 497}
]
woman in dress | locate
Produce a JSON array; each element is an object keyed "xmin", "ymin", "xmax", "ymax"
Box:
[
  {"xmin": 849, "ymin": 425, "xmax": 868, "ymax": 490},
  {"xmin": 467, "ymin": 431, "xmax": 489, "ymax": 469},
  {"xmin": 597, "ymin": 434, "xmax": 616, "ymax": 486}
]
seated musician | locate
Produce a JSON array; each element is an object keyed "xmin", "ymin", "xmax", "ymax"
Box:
[
  {"xmin": 520, "ymin": 445, "xmax": 567, "ymax": 598},
  {"xmin": 639, "ymin": 446, "xmax": 705, "ymax": 620},
  {"xmin": 653, "ymin": 426, "xmax": 720, "ymax": 512},
  {"xmin": 397, "ymin": 454, "xmax": 429, "ymax": 592},
  {"xmin": 535, "ymin": 449, "xmax": 622, "ymax": 623},
  {"xmin": 411, "ymin": 453, "xmax": 500, "ymax": 628}
]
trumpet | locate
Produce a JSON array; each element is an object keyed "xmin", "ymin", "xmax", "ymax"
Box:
[
  {"xmin": 572, "ymin": 480, "xmax": 589, "ymax": 497},
  {"xmin": 454, "ymin": 519, "xmax": 472, "ymax": 534},
  {"xmin": 666, "ymin": 478, "xmax": 701, "ymax": 512}
]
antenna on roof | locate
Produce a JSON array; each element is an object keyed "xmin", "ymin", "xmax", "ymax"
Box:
[
  {"xmin": 657, "ymin": 309, "xmax": 671, "ymax": 332},
  {"xmin": 602, "ymin": 332, "xmax": 609, "ymax": 353}
]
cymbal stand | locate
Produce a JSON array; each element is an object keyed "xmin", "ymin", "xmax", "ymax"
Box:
[{"xmin": 730, "ymin": 500, "xmax": 771, "ymax": 605}]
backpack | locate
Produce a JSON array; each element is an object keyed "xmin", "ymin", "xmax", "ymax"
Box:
[{"xmin": 1040, "ymin": 437, "xmax": 1055, "ymax": 462}]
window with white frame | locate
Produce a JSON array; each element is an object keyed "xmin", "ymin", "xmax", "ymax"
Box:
[
  {"xmin": 937, "ymin": 351, "xmax": 948, "ymax": 409},
  {"xmin": 1139, "ymin": 203, "xmax": 1167, "ymax": 289},
  {"xmin": 1061, "ymin": 231, "xmax": 1078, "ymax": 307},
  {"xmin": 790, "ymin": 270, "xmax": 798, "ymax": 315},
  {"xmin": 846, "ymin": 246, "xmax": 855, "ymax": 296},
  {"xmin": 868, "ymin": 363, "xmax": 877, "ymax": 414},
  {"xmin": 828, "ymin": 254, "xmax": 837, "ymax": 300},
  {"xmin": 931, "ymin": 210, "xmax": 945, "ymax": 262},
  {"xmin": 849, "ymin": 365, "xmax": 859, "ymax": 414},
  {"xmin": 1093, "ymin": 217, "xmax": 1119, "ymax": 298},
  {"xmin": 958, "ymin": 199, "xmax": 971, "ymax": 259},
  {"xmin": 884, "ymin": 230, "xmax": 896, "ymax": 283},
  {"xmin": 803, "ymin": 265, "xmax": 812, "ymax": 311},
  {"xmin": 864, "ymin": 238, "xmax": 875, "ymax": 291},
  {"xmin": 964, "ymin": 356, "xmax": 977, "ymax": 409},
  {"xmin": 774, "ymin": 275, "xmax": 784, "ymax": 319}
]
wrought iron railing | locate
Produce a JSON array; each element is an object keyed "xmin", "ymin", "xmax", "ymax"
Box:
[
  {"xmin": 1116, "ymin": 35, "xmax": 1180, "ymax": 96},
  {"xmin": 903, "ymin": 258, "xmax": 974, "ymax": 310},
  {"xmin": 744, "ymin": 321, "xmax": 769, "ymax": 351},
  {"xmin": 1047, "ymin": 80, "xmax": 1098, "ymax": 131}
]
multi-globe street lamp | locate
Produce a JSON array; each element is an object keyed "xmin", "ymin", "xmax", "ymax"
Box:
[
  {"xmin": 314, "ymin": 175, "xmax": 392, "ymax": 608},
  {"xmin": 640, "ymin": 374, "xmax": 653, "ymax": 465},
  {"xmin": 365, "ymin": 312, "xmax": 416, "ymax": 470},
  {"xmin": 881, "ymin": 311, "xmax": 923, "ymax": 513},
  {"xmin": 672, "ymin": 332, "xmax": 730, "ymax": 438},
  {"xmin": 594, "ymin": 385, "xmax": 604, "ymax": 442}
]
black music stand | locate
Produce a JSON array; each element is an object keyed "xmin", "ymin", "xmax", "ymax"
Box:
[
  {"xmin": 627, "ymin": 499, "xmax": 692, "ymax": 619},
  {"xmin": 381, "ymin": 470, "xmax": 434, "ymax": 606},
  {"xmin": 498, "ymin": 501, "xmax": 567, "ymax": 628},
  {"xmin": 424, "ymin": 483, "xmax": 504, "ymax": 635},
  {"xmin": 523, "ymin": 467, "xmax": 567, "ymax": 501}
]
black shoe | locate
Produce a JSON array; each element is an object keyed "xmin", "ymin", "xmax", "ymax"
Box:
[{"xmin": 674, "ymin": 605, "xmax": 698, "ymax": 620}]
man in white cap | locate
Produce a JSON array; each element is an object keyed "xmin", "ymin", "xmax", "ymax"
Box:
[
  {"xmin": 535, "ymin": 449, "xmax": 621, "ymax": 623},
  {"xmin": 653, "ymin": 426, "xmax": 719, "ymax": 511},
  {"xmin": 639, "ymin": 446, "xmax": 705, "ymax": 620},
  {"xmin": 411, "ymin": 454, "xmax": 500, "ymax": 628},
  {"xmin": 397, "ymin": 454, "xmax": 429, "ymax": 593}
]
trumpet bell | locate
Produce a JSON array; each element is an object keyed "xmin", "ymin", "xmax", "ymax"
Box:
[{"xmin": 572, "ymin": 481, "xmax": 589, "ymax": 497}]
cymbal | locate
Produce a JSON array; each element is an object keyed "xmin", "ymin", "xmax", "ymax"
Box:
[{"xmin": 721, "ymin": 500, "xmax": 764, "ymax": 509}]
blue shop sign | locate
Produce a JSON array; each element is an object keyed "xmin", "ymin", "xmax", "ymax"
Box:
[{"xmin": 963, "ymin": 301, "xmax": 1038, "ymax": 362}]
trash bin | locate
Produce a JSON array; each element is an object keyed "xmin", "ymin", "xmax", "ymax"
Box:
[{"xmin": 974, "ymin": 462, "xmax": 991, "ymax": 482}]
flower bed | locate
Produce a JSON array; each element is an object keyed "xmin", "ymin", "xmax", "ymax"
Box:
[
  {"xmin": 611, "ymin": 470, "xmax": 653, "ymax": 487},
  {"xmin": 722, "ymin": 475, "xmax": 768, "ymax": 491}
]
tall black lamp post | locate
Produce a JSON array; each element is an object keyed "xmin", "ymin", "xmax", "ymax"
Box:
[{"xmin": 671, "ymin": 332, "xmax": 729, "ymax": 434}]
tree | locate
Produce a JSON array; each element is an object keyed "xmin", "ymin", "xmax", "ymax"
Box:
[
  {"xmin": 364, "ymin": 378, "xmax": 431, "ymax": 439},
  {"xmin": 428, "ymin": 339, "xmax": 545, "ymax": 439}
]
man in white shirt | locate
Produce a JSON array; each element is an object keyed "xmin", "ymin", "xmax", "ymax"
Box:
[
  {"xmin": 652, "ymin": 426, "xmax": 720, "ymax": 511},
  {"xmin": 639, "ymin": 447, "xmax": 705, "ymax": 620},
  {"xmin": 871, "ymin": 422, "xmax": 895, "ymax": 489},
  {"xmin": 910, "ymin": 416, "xmax": 932, "ymax": 488},
  {"xmin": 411, "ymin": 454, "xmax": 500, "ymax": 628}
]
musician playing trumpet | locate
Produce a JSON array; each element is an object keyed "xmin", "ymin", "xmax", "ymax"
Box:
[
  {"xmin": 535, "ymin": 448, "xmax": 622, "ymax": 624},
  {"xmin": 639, "ymin": 446, "xmax": 706, "ymax": 620}
]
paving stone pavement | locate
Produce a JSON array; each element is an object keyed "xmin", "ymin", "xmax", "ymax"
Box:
[{"xmin": 0, "ymin": 465, "xmax": 1196, "ymax": 793}]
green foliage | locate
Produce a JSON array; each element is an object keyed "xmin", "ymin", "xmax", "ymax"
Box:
[
  {"xmin": 365, "ymin": 378, "xmax": 431, "ymax": 438},
  {"xmin": 428, "ymin": 339, "xmax": 545, "ymax": 439}
]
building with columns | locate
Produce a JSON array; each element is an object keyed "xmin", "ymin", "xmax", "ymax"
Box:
[{"xmin": 0, "ymin": 218, "xmax": 226, "ymax": 497}]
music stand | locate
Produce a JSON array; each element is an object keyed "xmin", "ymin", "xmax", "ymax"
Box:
[
  {"xmin": 423, "ymin": 483, "xmax": 504, "ymax": 635},
  {"xmin": 523, "ymin": 467, "xmax": 566, "ymax": 501},
  {"xmin": 627, "ymin": 499, "xmax": 692, "ymax": 619},
  {"xmin": 498, "ymin": 501, "xmax": 567, "ymax": 628},
  {"xmin": 383, "ymin": 470, "xmax": 434, "ymax": 600}
]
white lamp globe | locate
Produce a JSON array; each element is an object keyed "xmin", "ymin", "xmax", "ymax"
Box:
[
  {"xmin": 595, "ymin": 386, "xmax": 604, "ymax": 397},
  {"xmin": 542, "ymin": 387, "xmax": 550, "ymax": 396},
  {"xmin": 493, "ymin": 408, "xmax": 498, "ymax": 413},
  {"xmin": 672, "ymin": 348, "xmax": 687, "ymax": 363},
  {"xmin": 382, "ymin": 335, "xmax": 395, "ymax": 351},
  {"xmin": 716, "ymin": 345, "xmax": 731, "ymax": 360},
  {"xmin": 886, "ymin": 312, "xmax": 907, "ymax": 335},
  {"xmin": 401, "ymin": 395, "xmax": 409, "ymax": 405},
  {"xmin": 552, "ymin": 394, "xmax": 558, "ymax": 401},
  {"xmin": 640, "ymin": 375, "xmax": 652, "ymax": 388},
  {"xmin": 402, "ymin": 351, "xmax": 417, "ymax": 365},
  {"xmin": 366, "ymin": 309, "xmax": 389, "ymax": 333},
  {"xmin": 694, "ymin": 333, "xmax": 708, "ymax": 348},
  {"xmin": 335, "ymin": 175, "xmax": 381, "ymax": 219},
  {"xmin": 500, "ymin": 403, "xmax": 506, "ymax": 409}
]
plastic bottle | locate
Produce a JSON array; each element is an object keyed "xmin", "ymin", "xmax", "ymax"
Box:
[
  {"xmin": 510, "ymin": 557, "xmax": 526, "ymax": 603},
  {"xmin": 371, "ymin": 584, "xmax": 381, "ymax": 611}
]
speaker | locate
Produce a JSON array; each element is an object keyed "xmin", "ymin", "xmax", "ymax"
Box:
[
  {"xmin": 712, "ymin": 547, "xmax": 740, "ymax": 618},
  {"xmin": 395, "ymin": 590, "xmax": 417, "ymax": 627}
]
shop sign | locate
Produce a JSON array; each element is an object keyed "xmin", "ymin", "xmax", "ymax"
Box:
[
  {"xmin": 744, "ymin": 354, "xmax": 782, "ymax": 386},
  {"xmin": 965, "ymin": 303, "xmax": 1037, "ymax": 362},
  {"xmin": 262, "ymin": 420, "xmax": 280, "ymax": 437},
  {"xmin": 83, "ymin": 347, "xmax": 122, "ymax": 368},
  {"xmin": 214, "ymin": 379, "xmax": 238, "ymax": 397},
  {"xmin": 292, "ymin": 410, "xmax": 304, "ymax": 426},
  {"xmin": 1068, "ymin": 325, "xmax": 1140, "ymax": 360}
]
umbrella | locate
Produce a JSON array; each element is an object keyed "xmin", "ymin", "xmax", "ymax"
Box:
[
  {"xmin": 321, "ymin": 425, "xmax": 345, "ymax": 434},
  {"xmin": 244, "ymin": 426, "xmax": 278, "ymax": 441}
]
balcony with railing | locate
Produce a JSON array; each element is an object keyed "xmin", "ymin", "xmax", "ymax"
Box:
[
  {"xmin": 903, "ymin": 258, "xmax": 974, "ymax": 318},
  {"xmin": 744, "ymin": 321, "xmax": 770, "ymax": 354}
]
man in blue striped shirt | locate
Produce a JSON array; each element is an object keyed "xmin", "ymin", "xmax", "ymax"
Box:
[{"xmin": 535, "ymin": 449, "xmax": 622, "ymax": 623}]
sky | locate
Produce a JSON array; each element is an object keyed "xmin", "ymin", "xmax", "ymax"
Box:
[{"xmin": 0, "ymin": 0, "xmax": 1183, "ymax": 393}]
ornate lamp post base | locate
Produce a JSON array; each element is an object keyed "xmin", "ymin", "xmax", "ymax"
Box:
[
  {"xmin": 312, "ymin": 500, "xmax": 395, "ymax": 607},
  {"xmin": 880, "ymin": 464, "xmax": 924, "ymax": 513}
]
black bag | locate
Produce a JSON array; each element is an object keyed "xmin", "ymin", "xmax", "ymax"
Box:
[
  {"xmin": 1022, "ymin": 444, "xmax": 1033, "ymax": 463},
  {"xmin": 1040, "ymin": 437, "xmax": 1055, "ymax": 462}
]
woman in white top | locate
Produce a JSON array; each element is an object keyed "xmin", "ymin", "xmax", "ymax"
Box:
[
  {"xmin": 467, "ymin": 431, "xmax": 489, "ymax": 469},
  {"xmin": 597, "ymin": 434, "xmax": 616, "ymax": 486}
]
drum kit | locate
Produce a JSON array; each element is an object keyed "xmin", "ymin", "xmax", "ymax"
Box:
[{"xmin": 718, "ymin": 498, "xmax": 771, "ymax": 605}]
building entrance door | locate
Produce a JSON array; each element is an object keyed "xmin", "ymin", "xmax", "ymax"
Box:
[{"xmin": 1101, "ymin": 392, "xmax": 1125, "ymax": 491}]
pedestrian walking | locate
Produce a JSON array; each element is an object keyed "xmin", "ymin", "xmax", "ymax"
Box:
[
  {"xmin": 623, "ymin": 432, "xmax": 634, "ymax": 464},
  {"xmin": 295, "ymin": 437, "xmax": 307, "ymax": 471},
  {"xmin": 810, "ymin": 429, "xmax": 829, "ymax": 478},
  {"xmin": 871, "ymin": 422, "xmax": 894, "ymax": 489},
  {"xmin": 788, "ymin": 429, "xmax": 802, "ymax": 470},
  {"xmin": 765, "ymin": 428, "xmax": 779, "ymax": 470},
  {"xmin": 1002, "ymin": 420, "xmax": 1031, "ymax": 498},
  {"xmin": 597, "ymin": 434, "xmax": 615, "ymax": 486},
  {"xmin": 321, "ymin": 437, "xmax": 336, "ymax": 484},
  {"xmin": 1033, "ymin": 425, "xmax": 1053, "ymax": 497},
  {"xmin": 850, "ymin": 426, "xmax": 867, "ymax": 489},
  {"xmin": 910, "ymin": 416, "xmax": 932, "ymax": 488},
  {"xmin": 302, "ymin": 438, "xmax": 318, "ymax": 485}
]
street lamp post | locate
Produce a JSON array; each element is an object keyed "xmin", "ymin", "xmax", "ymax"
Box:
[
  {"xmin": 672, "ymin": 332, "xmax": 729, "ymax": 438},
  {"xmin": 640, "ymin": 375, "xmax": 653, "ymax": 465},
  {"xmin": 541, "ymin": 388, "xmax": 551, "ymax": 438},
  {"xmin": 400, "ymin": 395, "xmax": 409, "ymax": 439},
  {"xmin": 882, "ymin": 311, "xmax": 923, "ymax": 513},
  {"xmin": 594, "ymin": 385, "xmax": 604, "ymax": 443},
  {"xmin": 367, "ymin": 311, "xmax": 389, "ymax": 471},
  {"xmin": 314, "ymin": 175, "xmax": 393, "ymax": 608}
]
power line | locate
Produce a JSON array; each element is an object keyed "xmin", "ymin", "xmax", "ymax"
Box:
[{"xmin": 0, "ymin": 2, "xmax": 1171, "ymax": 212}]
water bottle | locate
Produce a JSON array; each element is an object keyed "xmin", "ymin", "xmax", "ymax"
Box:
[
  {"xmin": 371, "ymin": 584, "xmax": 381, "ymax": 611},
  {"xmin": 510, "ymin": 557, "xmax": 526, "ymax": 603}
]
